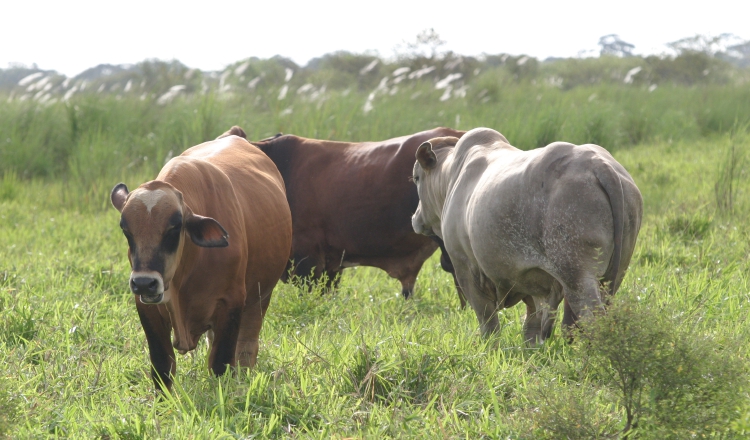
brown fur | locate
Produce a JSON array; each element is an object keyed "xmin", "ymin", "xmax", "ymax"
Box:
[
  {"xmin": 246, "ymin": 126, "xmax": 467, "ymax": 306},
  {"xmin": 111, "ymin": 135, "xmax": 292, "ymax": 390}
]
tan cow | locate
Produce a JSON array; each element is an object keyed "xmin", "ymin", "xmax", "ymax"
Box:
[
  {"xmin": 110, "ymin": 134, "xmax": 292, "ymax": 390},
  {"xmin": 411, "ymin": 128, "xmax": 642, "ymax": 343}
]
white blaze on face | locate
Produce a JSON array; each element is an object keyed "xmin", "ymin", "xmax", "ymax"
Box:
[{"xmin": 132, "ymin": 189, "xmax": 167, "ymax": 214}]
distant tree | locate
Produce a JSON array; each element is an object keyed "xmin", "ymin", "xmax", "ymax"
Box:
[
  {"xmin": 726, "ymin": 40, "xmax": 750, "ymax": 67},
  {"xmin": 728, "ymin": 41, "xmax": 750, "ymax": 58},
  {"xmin": 667, "ymin": 33, "xmax": 743, "ymax": 56},
  {"xmin": 395, "ymin": 28, "xmax": 446, "ymax": 60},
  {"xmin": 598, "ymin": 34, "xmax": 635, "ymax": 57}
]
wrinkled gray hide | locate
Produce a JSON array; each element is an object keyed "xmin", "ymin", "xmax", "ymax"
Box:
[{"xmin": 412, "ymin": 128, "xmax": 642, "ymax": 343}]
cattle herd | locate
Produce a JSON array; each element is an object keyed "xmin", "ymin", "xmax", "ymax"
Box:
[{"xmin": 110, "ymin": 124, "xmax": 642, "ymax": 390}]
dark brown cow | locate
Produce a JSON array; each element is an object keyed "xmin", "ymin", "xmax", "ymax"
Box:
[
  {"xmin": 110, "ymin": 134, "xmax": 292, "ymax": 390},
  {"xmin": 220, "ymin": 126, "xmax": 466, "ymax": 305}
]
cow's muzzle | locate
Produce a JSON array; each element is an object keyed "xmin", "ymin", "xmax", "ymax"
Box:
[
  {"xmin": 129, "ymin": 271, "xmax": 165, "ymax": 304},
  {"xmin": 412, "ymin": 214, "xmax": 431, "ymax": 236}
]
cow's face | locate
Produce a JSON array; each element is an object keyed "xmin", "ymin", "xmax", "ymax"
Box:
[
  {"xmin": 411, "ymin": 136, "xmax": 458, "ymax": 238},
  {"xmin": 110, "ymin": 181, "xmax": 228, "ymax": 305}
]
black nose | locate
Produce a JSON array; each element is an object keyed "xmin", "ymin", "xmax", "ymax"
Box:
[{"xmin": 130, "ymin": 277, "xmax": 159, "ymax": 295}]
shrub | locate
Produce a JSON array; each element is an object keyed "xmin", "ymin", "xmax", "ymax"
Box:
[
  {"xmin": 666, "ymin": 212, "xmax": 712, "ymax": 240},
  {"xmin": 515, "ymin": 294, "xmax": 748, "ymax": 438},
  {"xmin": 715, "ymin": 124, "xmax": 749, "ymax": 215}
]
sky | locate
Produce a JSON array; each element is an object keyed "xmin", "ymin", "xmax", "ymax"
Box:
[{"xmin": 2, "ymin": 0, "xmax": 748, "ymax": 77}]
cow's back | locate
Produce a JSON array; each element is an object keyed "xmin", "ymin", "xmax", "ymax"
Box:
[
  {"xmin": 276, "ymin": 128, "xmax": 463, "ymax": 257},
  {"xmin": 172, "ymin": 135, "xmax": 292, "ymax": 289}
]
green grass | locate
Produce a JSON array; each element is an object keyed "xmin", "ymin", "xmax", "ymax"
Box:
[
  {"xmin": 2, "ymin": 81, "xmax": 750, "ymax": 187},
  {"xmin": 1, "ymin": 88, "xmax": 750, "ymax": 437}
]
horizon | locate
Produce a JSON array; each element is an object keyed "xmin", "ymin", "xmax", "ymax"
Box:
[{"xmin": 3, "ymin": 0, "xmax": 749, "ymax": 77}]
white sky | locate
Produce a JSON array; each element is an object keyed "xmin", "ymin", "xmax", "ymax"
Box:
[{"xmin": 2, "ymin": 0, "xmax": 748, "ymax": 77}]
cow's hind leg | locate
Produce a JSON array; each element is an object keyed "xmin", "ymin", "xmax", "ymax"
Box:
[
  {"xmin": 561, "ymin": 276, "xmax": 604, "ymax": 330},
  {"xmin": 136, "ymin": 301, "xmax": 176, "ymax": 391},
  {"xmin": 522, "ymin": 287, "xmax": 564, "ymax": 346},
  {"xmin": 450, "ymin": 274, "xmax": 467, "ymax": 309},
  {"xmin": 208, "ymin": 299, "xmax": 243, "ymax": 376},
  {"xmin": 235, "ymin": 286, "xmax": 273, "ymax": 369},
  {"xmin": 540, "ymin": 281, "xmax": 565, "ymax": 341},
  {"xmin": 470, "ymin": 291, "xmax": 500, "ymax": 336},
  {"xmin": 522, "ymin": 296, "xmax": 542, "ymax": 345}
]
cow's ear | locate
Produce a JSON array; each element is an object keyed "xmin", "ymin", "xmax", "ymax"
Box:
[
  {"xmin": 111, "ymin": 183, "xmax": 129, "ymax": 212},
  {"xmin": 216, "ymin": 125, "xmax": 247, "ymax": 140},
  {"xmin": 185, "ymin": 214, "xmax": 229, "ymax": 248},
  {"xmin": 416, "ymin": 141, "xmax": 437, "ymax": 170}
]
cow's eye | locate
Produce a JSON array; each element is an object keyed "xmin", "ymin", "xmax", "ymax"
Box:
[
  {"xmin": 413, "ymin": 175, "xmax": 419, "ymax": 183},
  {"xmin": 162, "ymin": 225, "xmax": 182, "ymax": 253},
  {"xmin": 122, "ymin": 230, "xmax": 135, "ymax": 249},
  {"xmin": 165, "ymin": 225, "xmax": 182, "ymax": 238}
]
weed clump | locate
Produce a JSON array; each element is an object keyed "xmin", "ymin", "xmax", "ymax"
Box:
[
  {"xmin": 715, "ymin": 124, "xmax": 748, "ymax": 216},
  {"xmin": 515, "ymin": 294, "xmax": 748, "ymax": 438},
  {"xmin": 665, "ymin": 212, "xmax": 712, "ymax": 240},
  {"xmin": 0, "ymin": 302, "xmax": 37, "ymax": 346},
  {"xmin": 0, "ymin": 380, "xmax": 20, "ymax": 437},
  {"xmin": 0, "ymin": 171, "xmax": 18, "ymax": 201}
]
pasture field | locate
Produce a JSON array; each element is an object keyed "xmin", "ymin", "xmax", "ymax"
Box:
[{"xmin": 1, "ymin": 86, "xmax": 750, "ymax": 438}]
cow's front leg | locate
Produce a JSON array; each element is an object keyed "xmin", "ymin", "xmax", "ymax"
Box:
[
  {"xmin": 452, "ymin": 259, "xmax": 499, "ymax": 335},
  {"xmin": 324, "ymin": 269, "xmax": 342, "ymax": 293},
  {"xmin": 136, "ymin": 300, "xmax": 175, "ymax": 391},
  {"xmin": 208, "ymin": 299, "xmax": 243, "ymax": 376},
  {"xmin": 291, "ymin": 243, "xmax": 326, "ymax": 291}
]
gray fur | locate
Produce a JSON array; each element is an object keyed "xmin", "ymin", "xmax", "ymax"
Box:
[{"xmin": 412, "ymin": 127, "xmax": 643, "ymax": 343}]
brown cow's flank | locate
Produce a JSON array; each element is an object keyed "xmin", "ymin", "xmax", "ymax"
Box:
[{"xmin": 249, "ymin": 126, "xmax": 467, "ymax": 306}]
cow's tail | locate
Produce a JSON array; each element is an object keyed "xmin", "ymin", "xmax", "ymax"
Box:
[{"xmin": 593, "ymin": 159, "xmax": 625, "ymax": 297}]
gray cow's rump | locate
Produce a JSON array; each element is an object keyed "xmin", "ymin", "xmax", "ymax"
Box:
[{"xmin": 411, "ymin": 128, "xmax": 642, "ymax": 343}]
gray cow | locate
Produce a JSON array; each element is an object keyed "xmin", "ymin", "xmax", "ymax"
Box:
[{"xmin": 411, "ymin": 128, "xmax": 642, "ymax": 343}]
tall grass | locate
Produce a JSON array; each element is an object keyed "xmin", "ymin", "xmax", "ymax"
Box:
[
  {"xmin": 1, "ymin": 134, "xmax": 749, "ymax": 436},
  {"xmin": 1, "ymin": 83, "xmax": 749, "ymax": 436},
  {"xmin": 2, "ymin": 82, "xmax": 750, "ymax": 210}
]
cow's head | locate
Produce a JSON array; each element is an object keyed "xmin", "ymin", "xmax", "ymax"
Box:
[
  {"xmin": 411, "ymin": 136, "xmax": 459, "ymax": 238},
  {"xmin": 110, "ymin": 181, "xmax": 228, "ymax": 304}
]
